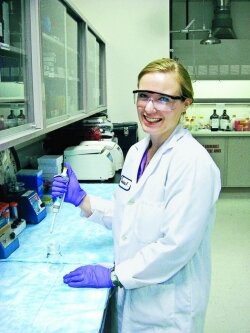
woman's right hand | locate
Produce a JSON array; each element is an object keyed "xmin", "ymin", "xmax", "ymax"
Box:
[{"xmin": 52, "ymin": 162, "xmax": 87, "ymax": 207}]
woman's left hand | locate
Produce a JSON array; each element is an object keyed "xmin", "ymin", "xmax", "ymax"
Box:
[{"xmin": 63, "ymin": 264, "xmax": 113, "ymax": 288}]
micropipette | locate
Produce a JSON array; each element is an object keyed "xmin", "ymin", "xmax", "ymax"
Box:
[{"xmin": 49, "ymin": 166, "xmax": 68, "ymax": 234}]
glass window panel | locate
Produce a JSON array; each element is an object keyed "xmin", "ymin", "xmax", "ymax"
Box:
[
  {"xmin": 66, "ymin": 12, "xmax": 80, "ymax": 114},
  {"xmin": 87, "ymin": 29, "xmax": 106, "ymax": 111},
  {"xmin": 40, "ymin": 0, "xmax": 67, "ymax": 121},
  {"xmin": 0, "ymin": 0, "xmax": 32, "ymax": 134}
]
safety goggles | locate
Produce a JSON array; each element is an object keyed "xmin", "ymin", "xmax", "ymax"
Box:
[{"xmin": 133, "ymin": 90, "xmax": 186, "ymax": 112}]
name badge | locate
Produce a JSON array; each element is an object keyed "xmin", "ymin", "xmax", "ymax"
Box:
[{"xmin": 119, "ymin": 175, "xmax": 132, "ymax": 191}]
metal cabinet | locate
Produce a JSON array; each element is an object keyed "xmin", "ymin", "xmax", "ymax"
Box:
[
  {"xmin": 194, "ymin": 135, "xmax": 250, "ymax": 187},
  {"xmin": 194, "ymin": 136, "xmax": 227, "ymax": 186},
  {"xmin": 0, "ymin": 0, "xmax": 107, "ymax": 151},
  {"xmin": 227, "ymin": 137, "xmax": 250, "ymax": 187}
]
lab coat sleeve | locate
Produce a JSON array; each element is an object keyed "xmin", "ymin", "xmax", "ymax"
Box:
[
  {"xmin": 115, "ymin": 151, "xmax": 221, "ymax": 289},
  {"xmin": 86, "ymin": 194, "xmax": 114, "ymax": 230}
]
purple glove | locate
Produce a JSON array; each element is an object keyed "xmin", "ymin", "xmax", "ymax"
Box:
[
  {"xmin": 52, "ymin": 162, "xmax": 87, "ymax": 207},
  {"xmin": 63, "ymin": 264, "xmax": 114, "ymax": 288}
]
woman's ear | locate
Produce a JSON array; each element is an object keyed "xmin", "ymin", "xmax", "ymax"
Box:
[{"xmin": 184, "ymin": 98, "xmax": 193, "ymax": 108}]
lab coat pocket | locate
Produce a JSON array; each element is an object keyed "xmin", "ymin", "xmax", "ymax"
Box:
[
  {"xmin": 129, "ymin": 283, "xmax": 175, "ymax": 327},
  {"xmin": 134, "ymin": 201, "xmax": 165, "ymax": 244}
]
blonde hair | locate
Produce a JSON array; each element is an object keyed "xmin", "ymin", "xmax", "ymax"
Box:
[{"xmin": 138, "ymin": 58, "xmax": 194, "ymax": 102}]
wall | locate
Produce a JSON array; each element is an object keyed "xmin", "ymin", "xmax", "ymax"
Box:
[{"xmin": 70, "ymin": 0, "xmax": 169, "ymax": 139}]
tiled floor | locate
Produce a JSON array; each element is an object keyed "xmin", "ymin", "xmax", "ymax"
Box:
[{"xmin": 204, "ymin": 188, "xmax": 250, "ymax": 333}]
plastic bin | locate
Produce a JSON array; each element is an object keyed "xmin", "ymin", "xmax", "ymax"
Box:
[{"xmin": 113, "ymin": 122, "xmax": 138, "ymax": 158}]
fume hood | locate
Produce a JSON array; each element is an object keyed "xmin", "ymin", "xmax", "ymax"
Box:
[{"xmin": 170, "ymin": 0, "xmax": 250, "ymax": 82}]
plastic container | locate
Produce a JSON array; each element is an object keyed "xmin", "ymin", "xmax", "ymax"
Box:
[
  {"xmin": 16, "ymin": 169, "xmax": 43, "ymax": 194},
  {"xmin": 234, "ymin": 119, "xmax": 250, "ymax": 131}
]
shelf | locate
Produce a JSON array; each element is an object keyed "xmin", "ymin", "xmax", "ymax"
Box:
[
  {"xmin": 194, "ymin": 99, "xmax": 250, "ymax": 104},
  {"xmin": 44, "ymin": 74, "xmax": 66, "ymax": 79},
  {"xmin": 42, "ymin": 32, "xmax": 65, "ymax": 48},
  {"xmin": 0, "ymin": 43, "xmax": 25, "ymax": 56},
  {"xmin": 192, "ymin": 129, "xmax": 250, "ymax": 137},
  {"xmin": 67, "ymin": 76, "xmax": 80, "ymax": 82},
  {"xmin": 0, "ymin": 98, "xmax": 25, "ymax": 103},
  {"xmin": 66, "ymin": 46, "xmax": 78, "ymax": 55}
]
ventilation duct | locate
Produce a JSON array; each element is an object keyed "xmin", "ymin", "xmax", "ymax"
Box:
[{"xmin": 212, "ymin": 0, "xmax": 236, "ymax": 39}]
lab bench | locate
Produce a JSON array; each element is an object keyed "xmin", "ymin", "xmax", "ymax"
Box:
[
  {"xmin": 191, "ymin": 129, "xmax": 250, "ymax": 137},
  {"xmin": 0, "ymin": 183, "xmax": 117, "ymax": 333},
  {"xmin": 191, "ymin": 130, "xmax": 250, "ymax": 187}
]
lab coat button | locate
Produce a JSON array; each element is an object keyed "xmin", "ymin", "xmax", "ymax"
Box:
[
  {"xmin": 127, "ymin": 199, "xmax": 135, "ymax": 205},
  {"xmin": 122, "ymin": 234, "xmax": 127, "ymax": 241}
]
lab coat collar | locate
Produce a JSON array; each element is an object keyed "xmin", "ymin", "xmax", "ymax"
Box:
[
  {"xmin": 129, "ymin": 125, "xmax": 188, "ymax": 197},
  {"xmin": 134, "ymin": 124, "xmax": 188, "ymax": 153}
]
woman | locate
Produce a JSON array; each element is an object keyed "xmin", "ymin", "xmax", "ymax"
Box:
[{"xmin": 52, "ymin": 58, "xmax": 221, "ymax": 332}]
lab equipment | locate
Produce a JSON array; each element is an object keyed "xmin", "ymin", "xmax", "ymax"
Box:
[
  {"xmin": 52, "ymin": 162, "xmax": 87, "ymax": 207},
  {"xmin": 49, "ymin": 197, "xmax": 63, "ymax": 233},
  {"xmin": 80, "ymin": 140, "xmax": 124, "ymax": 171},
  {"xmin": 37, "ymin": 154, "xmax": 63, "ymax": 182},
  {"xmin": 47, "ymin": 167, "xmax": 68, "ymax": 265},
  {"xmin": 50, "ymin": 166, "xmax": 68, "ymax": 234},
  {"xmin": 9, "ymin": 201, "xmax": 18, "ymax": 219},
  {"xmin": 64, "ymin": 145, "xmax": 115, "ymax": 180},
  {"xmin": 46, "ymin": 240, "xmax": 62, "ymax": 264},
  {"xmin": 18, "ymin": 190, "xmax": 47, "ymax": 224},
  {"xmin": 0, "ymin": 223, "xmax": 19, "ymax": 259},
  {"xmin": 63, "ymin": 265, "xmax": 113, "ymax": 288},
  {"xmin": 16, "ymin": 169, "xmax": 43, "ymax": 197},
  {"xmin": 0, "ymin": 202, "xmax": 9, "ymax": 224},
  {"xmin": 113, "ymin": 122, "xmax": 138, "ymax": 157},
  {"xmin": 10, "ymin": 218, "xmax": 26, "ymax": 236},
  {"xmin": 81, "ymin": 114, "xmax": 114, "ymax": 140},
  {"xmin": 2, "ymin": 210, "xmax": 10, "ymax": 224}
]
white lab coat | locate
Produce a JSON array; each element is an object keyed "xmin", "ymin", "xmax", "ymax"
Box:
[{"xmin": 88, "ymin": 125, "xmax": 221, "ymax": 333}]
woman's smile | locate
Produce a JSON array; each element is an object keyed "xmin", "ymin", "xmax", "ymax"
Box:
[{"xmin": 143, "ymin": 114, "xmax": 162, "ymax": 124}]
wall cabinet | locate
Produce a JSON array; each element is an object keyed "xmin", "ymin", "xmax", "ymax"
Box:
[
  {"xmin": 194, "ymin": 134, "xmax": 250, "ymax": 187},
  {"xmin": 0, "ymin": 1, "xmax": 35, "ymax": 146},
  {"xmin": 40, "ymin": 0, "xmax": 84, "ymax": 123},
  {"xmin": 86, "ymin": 28, "xmax": 106, "ymax": 112},
  {"xmin": 0, "ymin": 0, "xmax": 106, "ymax": 151}
]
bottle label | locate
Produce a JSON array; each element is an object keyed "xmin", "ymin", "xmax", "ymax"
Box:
[
  {"xmin": 17, "ymin": 118, "xmax": 25, "ymax": 126},
  {"xmin": 211, "ymin": 118, "xmax": 219, "ymax": 129},
  {"xmin": 220, "ymin": 119, "xmax": 228, "ymax": 130}
]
